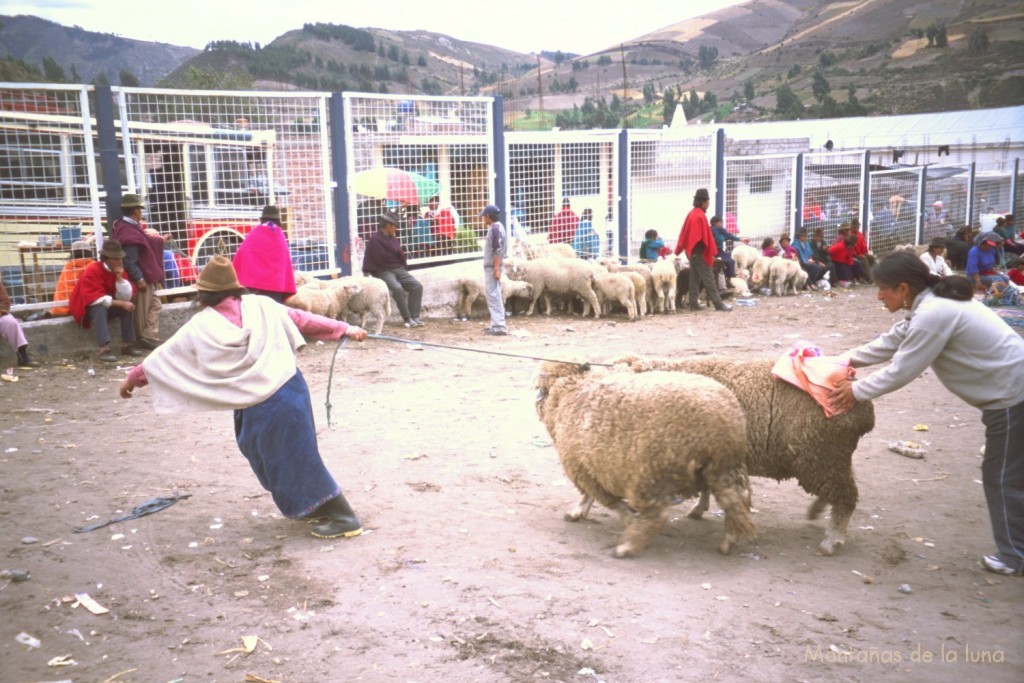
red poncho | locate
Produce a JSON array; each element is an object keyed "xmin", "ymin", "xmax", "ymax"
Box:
[
  {"xmin": 69, "ymin": 262, "xmax": 135, "ymax": 328},
  {"xmin": 674, "ymin": 206, "xmax": 717, "ymax": 266}
]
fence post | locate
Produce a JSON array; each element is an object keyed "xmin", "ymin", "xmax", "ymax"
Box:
[
  {"xmin": 492, "ymin": 96, "xmax": 507, "ymax": 215},
  {"xmin": 1011, "ymin": 157, "xmax": 1020, "ymax": 219},
  {"xmin": 793, "ymin": 153, "xmax": 804, "ymax": 235},
  {"xmin": 93, "ymin": 85, "xmax": 122, "ymax": 232},
  {"xmin": 916, "ymin": 167, "xmax": 927, "ymax": 246},
  {"xmin": 329, "ymin": 93, "xmax": 351, "ymax": 275},
  {"xmin": 714, "ymin": 128, "xmax": 725, "ymax": 219},
  {"xmin": 617, "ymin": 129, "xmax": 630, "ymax": 260},
  {"xmin": 860, "ymin": 149, "xmax": 871, "ymax": 243},
  {"xmin": 966, "ymin": 161, "xmax": 976, "ymax": 228}
]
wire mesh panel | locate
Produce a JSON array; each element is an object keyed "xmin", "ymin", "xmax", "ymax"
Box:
[
  {"xmin": 803, "ymin": 151, "xmax": 865, "ymax": 240},
  {"xmin": 343, "ymin": 94, "xmax": 493, "ymax": 270},
  {"xmin": 973, "ymin": 163, "xmax": 1014, "ymax": 232},
  {"xmin": 117, "ymin": 87, "xmax": 333, "ymax": 281},
  {"xmin": 869, "ymin": 167, "xmax": 922, "ymax": 256},
  {"xmin": 723, "ymin": 154, "xmax": 796, "ymax": 248},
  {"xmin": 922, "ymin": 165, "xmax": 971, "ymax": 243},
  {"xmin": 506, "ymin": 131, "xmax": 619, "ymax": 258},
  {"xmin": 627, "ymin": 130, "xmax": 714, "ymax": 259},
  {"xmin": 0, "ymin": 84, "xmax": 101, "ymax": 308}
]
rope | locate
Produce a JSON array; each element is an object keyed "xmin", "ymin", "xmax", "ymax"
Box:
[
  {"xmin": 325, "ymin": 336, "xmax": 349, "ymax": 427},
  {"xmin": 366, "ymin": 333, "xmax": 611, "ymax": 367},
  {"xmin": 73, "ymin": 493, "xmax": 191, "ymax": 533}
]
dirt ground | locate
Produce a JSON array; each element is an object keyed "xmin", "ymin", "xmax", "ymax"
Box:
[{"xmin": 2, "ymin": 287, "xmax": 1022, "ymax": 683}]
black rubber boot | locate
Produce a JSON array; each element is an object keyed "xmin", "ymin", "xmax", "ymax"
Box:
[
  {"xmin": 16, "ymin": 345, "xmax": 40, "ymax": 368},
  {"xmin": 310, "ymin": 494, "xmax": 363, "ymax": 539}
]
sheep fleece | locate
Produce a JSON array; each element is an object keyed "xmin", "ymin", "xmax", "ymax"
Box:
[{"xmin": 536, "ymin": 363, "xmax": 756, "ymax": 557}]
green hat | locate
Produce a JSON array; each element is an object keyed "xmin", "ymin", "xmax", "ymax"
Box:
[{"xmin": 121, "ymin": 193, "xmax": 144, "ymax": 209}]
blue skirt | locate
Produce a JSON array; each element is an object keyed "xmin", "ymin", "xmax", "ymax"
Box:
[{"xmin": 233, "ymin": 370, "xmax": 341, "ymax": 518}]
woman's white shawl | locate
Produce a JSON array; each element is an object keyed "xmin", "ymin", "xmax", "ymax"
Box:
[{"xmin": 142, "ymin": 295, "xmax": 306, "ymax": 414}]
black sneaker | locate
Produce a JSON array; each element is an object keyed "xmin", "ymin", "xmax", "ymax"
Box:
[
  {"xmin": 714, "ymin": 304, "xmax": 733, "ymax": 312},
  {"xmin": 484, "ymin": 327, "xmax": 508, "ymax": 336},
  {"xmin": 410, "ymin": 318, "xmax": 425, "ymax": 327}
]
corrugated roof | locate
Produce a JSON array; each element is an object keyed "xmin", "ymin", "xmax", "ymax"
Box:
[{"xmin": 717, "ymin": 106, "xmax": 1024, "ymax": 150}]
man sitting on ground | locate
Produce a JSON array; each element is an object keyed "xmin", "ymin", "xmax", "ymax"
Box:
[{"xmin": 362, "ymin": 209, "xmax": 425, "ymax": 328}]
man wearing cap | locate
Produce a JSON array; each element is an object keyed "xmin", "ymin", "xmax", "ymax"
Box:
[
  {"xmin": 119, "ymin": 256, "xmax": 369, "ymax": 540},
  {"xmin": 674, "ymin": 188, "xmax": 731, "ymax": 312},
  {"xmin": 479, "ymin": 204, "xmax": 508, "ymax": 335},
  {"xmin": 112, "ymin": 194, "xmax": 165, "ymax": 349},
  {"xmin": 232, "ymin": 205, "xmax": 296, "ymax": 303},
  {"xmin": 362, "ymin": 209, "xmax": 424, "ymax": 328},
  {"xmin": 51, "ymin": 240, "xmax": 96, "ymax": 317},
  {"xmin": 68, "ymin": 239, "xmax": 142, "ymax": 362},
  {"xmin": 966, "ymin": 238, "xmax": 1010, "ymax": 292},
  {"xmin": 925, "ymin": 200, "xmax": 949, "ymax": 232}
]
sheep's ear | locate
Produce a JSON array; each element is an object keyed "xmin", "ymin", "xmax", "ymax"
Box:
[{"xmin": 347, "ymin": 283, "xmax": 362, "ymax": 295}]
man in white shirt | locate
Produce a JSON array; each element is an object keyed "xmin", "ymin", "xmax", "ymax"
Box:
[{"xmin": 919, "ymin": 237, "xmax": 952, "ymax": 277}]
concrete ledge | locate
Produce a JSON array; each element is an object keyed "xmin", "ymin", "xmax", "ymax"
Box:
[{"xmin": 2, "ymin": 262, "xmax": 489, "ymax": 365}]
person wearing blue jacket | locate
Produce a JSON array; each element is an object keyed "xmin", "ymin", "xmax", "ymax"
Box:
[{"xmin": 572, "ymin": 208, "xmax": 600, "ymax": 259}]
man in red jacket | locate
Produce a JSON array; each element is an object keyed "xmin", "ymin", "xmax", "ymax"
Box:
[
  {"xmin": 674, "ymin": 188, "xmax": 731, "ymax": 312},
  {"xmin": 548, "ymin": 198, "xmax": 579, "ymax": 245},
  {"xmin": 69, "ymin": 240, "xmax": 142, "ymax": 362}
]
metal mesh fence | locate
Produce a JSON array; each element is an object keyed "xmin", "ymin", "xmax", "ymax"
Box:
[
  {"xmin": 0, "ymin": 85, "xmax": 100, "ymax": 308},
  {"xmin": 118, "ymin": 88, "xmax": 333, "ymax": 280},
  {"xmin": 723, "ymin": 154, "xmax": 795, "ymax": 248},
  {"xmin": 1016, "ymin": 167, "xmax": 1023, "ymax": 221},
  {"xmin": 869, "ymin": 168, "xmax": 922, "ymax": 256},
  {"xmin": 343, "ymin": 94, "xmax": 493, "ymax": 271},
  {"xmin": 922, "ymin": 165, "xmax": 971, "ymax": 243},
  {"xmin": 506, "ymin": 131, "xmax": 618, "ymax": 259},
  {"xmin": 627, "ymin": 130, "xmax": 714, "ymax": 259},
  {"xmin": 973, "ymin": 164, "xmax": 1014, "ymax": 232},
  {"xmin": 803, "ymin": 151, "xmax": 865, "ymax": 238}
]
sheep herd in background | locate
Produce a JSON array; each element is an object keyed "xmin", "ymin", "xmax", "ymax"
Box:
[{"xmin": 285, "ymin": 242, "xmax": 881, "ymax": 560}]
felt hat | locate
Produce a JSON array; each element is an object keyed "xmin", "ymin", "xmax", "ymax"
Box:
[
  {"xmin": 694, "ymin": 188, "xmax": 710, "ymax": 201},
  {"xmin": 928, "ymin": 237, "xmax": 946, "ymax": 249},
  {"xmin": 121, "ymin": 193, "xmax": 144, "ymax": 209},
  {"xmin": 195, "ymin": 255, "xmax": 241, "ymax": 292},
  {"xmin": 260, "ymin": 205, "xmax": 281, "ymax": 223},
  {"xmin": 379, "ymin": 209, "xmax": 400, "ymax": 227},
  {"xmin": 100, "ymin": 239, "xmax": 125, "ymax": 259},
  {"xmin": 70, "ymin": 240, "xmax": 92, "ymax": 256},
  {"xmin": 479, "ymin": 204, "xmax": 500, "ymax": 218}
]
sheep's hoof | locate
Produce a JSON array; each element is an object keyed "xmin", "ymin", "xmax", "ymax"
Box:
[
  {"xmin": 718, "ymin": 538, "xmax": 735, "ymax": 555},
  {"xmin": 612, "ymin": 544, "xmax": 635, "ymax": 559},
  {"xmin": 816, "ymin": 538, "xmax": 843, "ymax": 556},
  {"xmin": 564, "ymin": 512, "xmax": 584, "ymax": 522},
  {"xmin": 686, "ymin": 508, "xmax": 705, "ymax": 520}
]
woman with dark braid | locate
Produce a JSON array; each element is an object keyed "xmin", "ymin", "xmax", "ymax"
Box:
[{"xmin": 829, "ymin": 250, "xmax": 1024, "ymax": 576}]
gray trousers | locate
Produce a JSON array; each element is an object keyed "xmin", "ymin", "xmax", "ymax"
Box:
[
  {"xmin": 484, "ymin": 267, "xmax": 505, "ymax": 330},
  {"xmin": 981, "ymin": 399, "xmax": 1024, "ymax": 571},
  {"xmin": 688, "ymin": 244, "xmax": 724, "ymax": 309},
  {"xmin": 88, "ymin": 304, "xmax": 136, "ymax": 349},
  {"xmin": 375, "ymin": 268, "xmax": 422, "ymax": 322}
]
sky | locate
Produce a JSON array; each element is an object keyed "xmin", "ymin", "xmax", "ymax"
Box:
[{"xmin": 1, "ymin": 0, "xmax": 747, "ymax": 56}]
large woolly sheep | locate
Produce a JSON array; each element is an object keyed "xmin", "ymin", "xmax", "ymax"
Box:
[
  {"xmin": 614, "ymin": 355, "xmax": 875, "ymax": 555},
  {"xmin": 768, "ymin": 257, "xmax": 802, "ymax": 296},
  {"xmin": 587, "ymin": 272, "xmax": 637, "ymax": 320},
  {"xmin": 535, "ymin": 361, "xmax": 756, "ymax": 558},
  {"xmin": 732, "ymin": 243, "xmax": 760, "ymax": 273},
  {"xmin": 332, "ymin": 276, "xmax": 392, "ymax": 334},
  {"xmin": 454, "ymin": 275, "xmax": 534, "ymax": 320},
  {"xmin": 285, "ymin": 281, "xmax": 362, "ymax": 320},
  {"xmin": 504, "ymin": 257, "xmax": 601, "ymax": 318},
  {"xmin": 650, "ymin": 256, "xmax": 682, "ymax": 313},
  {"xmin": 523, "ymin": 242, "xmax": 577, "ymax": 260}
]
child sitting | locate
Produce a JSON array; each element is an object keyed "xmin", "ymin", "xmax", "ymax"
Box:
[
  {"xmin": 639, "ymin": 229, "xmax": 665, "ymax": 261},
  {"xmin": 761, "ymin": 237, "xmax": 779, "ymax": 258}
]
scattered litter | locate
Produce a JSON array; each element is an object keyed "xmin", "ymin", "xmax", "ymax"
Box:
[
  {"xmin": 257, "ymin": 575, "xmax": 270, "ymax": 582},
  {"xmin": 858, "ymin": 525, "xmax": 874, "ymax": 530},
  {"xmin": 700, "ymin": 582, "xmax": 711, "ymax": 590},
  {"xmin": 402, "ymin": 453, "xmax": 427, "ymax": 460},
  {"xmin": 47, "ymin": 654, "xmax": 77, "ymax": 667},
  {"xmin": 74, "ymin": 592, "xmax": 109, "ymax": 615},
  {"xmin": 15, "ymin": 632, "xmax": 41, "ymax": 649},
  {"xmin": 734, "ymin": 298, "xmax": 756, "ymax": 306},
  {"xmin": 580, "ymin": 637, "xmax": 594, "ymax": 650},
  {"xmin": 4, "ymin": 447, "xmax": 17, "ymax": 452},
  {"xmin": 244, "ymin": 675, "xmax": 282, "ymax": 683},
  {"xmin": 65, "ymin": 628, "xmax": 88, "ymax": 643},
  {"xmin": 405, "ymin": 343, "xmax": 425, "ymax": 351},
  {"xmin": 110, "ymin": 533, "xmax": 125, "ymax": 541},
  {"xmin": 188, "ymin": 541, "xmax": 199, "ymax": 548},
  {"xmin": 739, "ymin": 552, "xmax": 764, "ymax": 561},
  {"xmin": 912, "ymin": 424, "xmax": 929, "ymax": 431},
  {"xmin": 532, "ymin": 439, "xmax": 552, "ymax": 447},
  {"xmin": 851, "ymin": 570, "xmax": 874, "ymax": 584},
  {"xmin": 888, "ymin": 440, "xmax": 927, "ymax": 459},
  {"xmin": 715, "ymin": 595, "xmax": 729, "ymax": 601},
  {"xmin": 816, "ymin": 613, "xmax": 839, "ymax": 622},
  {"xmin": 1, "ymin": 569, "xmax": 31, "ymax": 582},
  {"xmin": 897, "ymin": 584, "xmax": 913, "ymax": 594}
]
